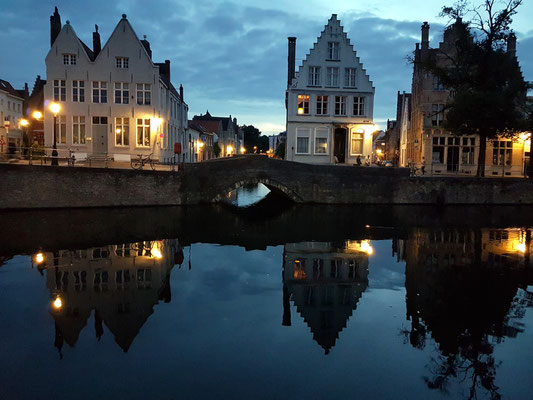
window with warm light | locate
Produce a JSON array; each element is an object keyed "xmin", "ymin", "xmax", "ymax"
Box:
[
  {"xmin": 297, "ymin": 94, "xmax": 310, "ymax": 115},
  {"xmin": 115, "ymin": 117, "xmax": 129, "ymax": 146},
  {"xmin": 92, "ymin": 81, "xmax": 107, "ymax": 103},
  {"xmin": 72, "ymin": 80, "xmax": 85, "ymax": 102},
  {"xmin": 53, "ymin": 80, "xmax": 66, "ymax": 101},
  {"xmin": 294, "ymin": 259, "xmax": 307, "ymax": 279},
  {"xmin": 316, "ymin": 95, "xmax": 328, "ymax": 115},
  {"xmin": 315, "ymin": 128, "xmax": 329, "ymax": 154},
  {"xmin": 136, "ymin": 118, "xmax": 151, "ymax": 147},
  {"xmin": 351, "ymin": 128, "xmax": 364, "ymax": 155},
  {"xmin": 72, "ymin": 116, "xmax": 86, "ymax": 144},
  {"xmin": 137, "ymin": 84, "xmax": 151, "ymax": 105},
  {"xmin": 492, "ymin": 140, "xmax": 513, "ymax": 166},
  {"xmin": 114, "ymin": 82, "xmax": 129, "ymax": 104}
]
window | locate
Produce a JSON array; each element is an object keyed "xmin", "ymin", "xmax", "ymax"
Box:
[
  {"xmin": 115, "ymin": 117, "xmax": 129, "ymax": 146},
  {"xmin": 136, "ymin": 118, "xmax": 151, "ymax": 147},
  {"xmin": 297, "ymin": 94, "xmax": 310, "ymax": 115},
  {"xmin": 492, "ymin": 140, "xmax": 513, "ymax": 166},
  {"xmin": 432, "ymin": 104, "xmax": 444, "ymax": 126},
  {"xmin": 114, "ymin": 82, "xmax": 129, "ymax": 104},
  {"xmin": 315, "ymin": 128, "xmax": 329, "ymax": 154},
  {"xmin": 433, "ymin": 76, "xmax": 444, "ymax": 90},
  {"xmin": 116, "ymin": 57, "xmax": 129, "ymax": 68},
  {"xmin": 63, "ymin": 54, "xmax": 76, "ymax": 65},
  {"xmin": 72, "ymin": 80, "xmax": 84, "ymax": 102},
  {"xmin": 136, "ymin": 84, "xmax": 151, "ymax": 105},
  {"xmin": 53, "ymin": 80, "xmax": 66, "ymax": 101},
  {"xmin": 72, "ymin": 116, "xmax": 86, "ymax": 144},
  {"xmin": 308, "ymin": 66, "xmax": 321, "ymax": 86},
  {"xmin": 327, "ymin": 42, "xmax": 339, "ymax": 60},
  {"xmin": 353, "ymin": 96, "xmax": 365, "ymax": 116},
  {"xmin": 461, "ymin": 137, "xmax": 475, "ymax": 165},
  {"xmin": 92, "ymin": 116, "xmax": 108, "ymax": 125},
  {"xmin": 345, "ymin": 68, "xmax": 356, "ymax": 87},
  {"xmin": 296, "ymin": 128, "xmax": 310, "ymax": 154},
  {"xmin": 92, "ymin": 81, "xmax": 107, "ymax": 103},
  {"xmin": 334, "ymin": 96, "xmax": 346, "ymax": 116},
  {"xmin": 55, "ymin": 115, "xmax": 66, "ymax": 144},
  {"xmin": 294, "ymin": 260, "xmax": 307, "ymax": 279},
  {"xmin": 316, "ymin": 95, "xmax": 328, "ymax": 115},
  {"xmin": 432, "ymin": 136, "xmax": 446, "ymax": 163},
  {"xmin": 326, "ymin": 67, "xmax": 339, "ymax": 86},
  {"xmin": 351, "ymin": 129, "xmax": 364, "ymax": 155}
]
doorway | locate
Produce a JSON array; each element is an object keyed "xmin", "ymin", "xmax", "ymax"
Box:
[
  {"xmin": 92, "ymin": 116, "xmax": 108, "ymax": 154},
  {"xmin": 334, "ymin": 128, "xmax": 347, "ymax": 163},
  {"xmin": 446, "ymin": 146, "xmax": 459, "ymax": 172}
]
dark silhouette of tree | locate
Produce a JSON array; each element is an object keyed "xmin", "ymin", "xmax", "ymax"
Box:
[
  {"xmin": 414, "ymin": 0, "xmax": 531, "ymax": 176},
  {"xmin": 242, "ymin": 125, "xmax": 269, "ymax": 153}
]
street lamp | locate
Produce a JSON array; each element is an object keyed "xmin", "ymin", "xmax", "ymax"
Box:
[
  {"xmin": 32, "ymin": 111, "xmax": 43, "ymax": 120},
  {"xmin": 49, "ymin": 102, "xmax": 60, "ymax": 165}
]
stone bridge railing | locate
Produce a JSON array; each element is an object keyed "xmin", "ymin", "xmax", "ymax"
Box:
[{"xmin": 2, "ymin": 156, "xmax": 533, "ymax": 209}]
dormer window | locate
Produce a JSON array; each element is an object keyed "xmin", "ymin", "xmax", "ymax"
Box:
[
  {"xmin": 116, "ymin": 57, "xmax": 129, "ymax": 68},
  {"xmin": 63, "ymin": 54, "xmax": 76, "ymax": 65},
  {"xmin": 327, "ymin": 42, "xmax": 339, "ymax": 60}
]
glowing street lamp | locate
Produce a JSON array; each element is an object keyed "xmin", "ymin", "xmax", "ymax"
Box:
[
  {"xmin": 49, "ymin": 102, "xmax": 61, "ymax": 165},
  {"xmin": 19, "ymin": 119, "xmax": 29, "ymax": 128},
  {"xmin": 32, "ymin": 111, "xmax": 43, "ymax": 120},
  {"xmin": 35, "ymin": 253, "xmax": 44, "ymax": 264},
  {"xmin": 227, "ymin": 145, "xmax": 234, "ymax": 156},
  {"xmin": 240, "ymin": 147, "xmax": 246, "ymax": 154},
  {"xmin": 52, "ymin": 295, "xmax": 63, "ymax": 310}
]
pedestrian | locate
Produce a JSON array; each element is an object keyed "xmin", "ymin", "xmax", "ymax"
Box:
[
  {"xmin": 365, "ymin": 155, "xmax": 370, "ymax": 166},
  {"xmin": 356, "ymin": 156, "xmax": 362, "ymax": 166}
]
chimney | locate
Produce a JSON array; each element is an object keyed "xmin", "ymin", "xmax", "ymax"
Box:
[
  {"xmin": 141, "ymin": 35, "xmax": 152, "ymax": 59},
  {"xmin": 421, "ymin": 22, "xmax": 430, "ymax": 50},
  {"xmin": 179, "ymin": 84, "xmax": 183, "ymax": 101},
  {"xmin": 287, "ymin": 37, "xmax": 297, "ymax": 88},
  {"xmin": 93, "ymin": 25, "xmax": 101, "ymax": 57},
  {"xmin": 507, "ymin": 33, "xmax": 517, "ymax": 56},
  {"xmin": 50, "ymin": 7, "xmax": 61, "ymax": 47}
]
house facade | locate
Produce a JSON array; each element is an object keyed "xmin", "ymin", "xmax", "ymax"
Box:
[
  {"xmin": 44, "ymin": 8, "xmax": 188, "ymax": 163},
  {"xmin": 285, "ymin": 15, "xmax": 375, "ymax": 165},
  {"xmin": 407, "ymin": 20, "xmax": 528, "ymax": 177},
  {"xmin": 192, "ymin": 111, "xmax": 242, "ymax": 157},
  {"xmin": 0, "ymin": 79, "xmax": 26, "ymax": 155}
]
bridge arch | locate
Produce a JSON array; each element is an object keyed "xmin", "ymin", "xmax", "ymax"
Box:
[{"xmin": 212, "ymin": 177, "xmax": 303, "ymax": 203}]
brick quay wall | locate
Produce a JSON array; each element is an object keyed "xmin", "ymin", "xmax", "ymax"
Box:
[{"xmin": 2, "ymin": 157, "xmax": 533, "ymax": 209}]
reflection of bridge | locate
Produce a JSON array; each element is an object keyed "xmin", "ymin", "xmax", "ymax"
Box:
[{"xmin": 4, "ymin": 156, "xmax": 533, "ymax": 208}]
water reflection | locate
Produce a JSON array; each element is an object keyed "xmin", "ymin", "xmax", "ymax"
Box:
[
  {"xmin": 397, "ymin": 228, "xmax": 533, "ymax": 398},
  {"xmin": 282, "ymin": 241, "xmax": 371, "ymax": 354},
  {"xmin": 37, "ymin": 240, "xmax": 182, "ymax": 356}
]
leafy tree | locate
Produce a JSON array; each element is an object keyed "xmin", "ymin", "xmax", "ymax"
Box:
[
  {"xmin": 242, "ymin": 125, "xmax": 269, "ymax": 153},
  {"xmin": 274, "ymin": 142, "xmax": 286, "ymax": 159},
  {"xmin": 415, "ymin": 0, "xmax": 531, "ymax": 177},
  {"xmin": 213, "ymin": 142, "xmax": 221, "ymax": 158}
]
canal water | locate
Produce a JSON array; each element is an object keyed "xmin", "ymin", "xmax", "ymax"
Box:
[{"xmin": 0, "ymin": 187, "xmax": 532, "ymax": 399}]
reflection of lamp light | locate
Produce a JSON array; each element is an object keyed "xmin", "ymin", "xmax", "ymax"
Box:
[
  {"xmin": 240, "ymin": 147, "xmax": 246, "ymax": 153},
  {"xmin": 517, "ymin": 243, "xmax": 526, "ymax": 253},
  {"xmin": 151, "ymin": 248, "xmax": 163, "ymax": 259},
  {"xmin": 376, "ymin": 149, "xmax": 383, "ymax": 155},
  {"xmin": 52, "ymin": 296, "xmax": 63, "ymax": 309},
  {"xmin": 360, "ymin": 240, "xmax": 374, "ymax": 255},
  {"xmin": 35, "ymin": 253, "xmax": 44, "ymax": 264},
  {"xmin": 227, "ymin": 145, "xmax": 233, "ymax": 155}
]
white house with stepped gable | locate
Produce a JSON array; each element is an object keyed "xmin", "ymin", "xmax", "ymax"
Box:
[
  {"xmin": 43, "ymin": 8, "xmax": 188, "ymax": 163},
  {"xmin": 285, "ymin": 14, "xmax": 375, "ymax": 165}
]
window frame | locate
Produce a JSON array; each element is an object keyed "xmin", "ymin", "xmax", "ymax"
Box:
[
  {"xmin": 295, "ymin": 128, "xmax": 311, "ymax": 155},
  {"xmin": 297, "ymin": 94, "xmax": 310, "ymax": 115},
  {"xmin": 316, "ymin": 95, "xmax": 329, "ymax": 115},
  {"xmin": 353, "ymin": 96, "xmax": 365, "ymax": 116},
  {"xmin": 115, "ymin": 117, "xmax": 130, "ymax": 146},
  {"xmin": 114, "ymin": 82, "xmax": 130, "ymax": 104},
  {"xmin": 350, "ymin": 128, "xmax": 364, "ymax": 156},
  {"xmin": 314, "ymin": 128, "xmax": 329, "ymax": 155},
  {"xmin": 53, "ymin": 80, "xmax": 66, "ymax": 102},
  {"xmin": 92, "ymin": 81, "xmax": 108, "ymax": 104},
  {"xmin": 63, "ymin": 53, "xmax": 76, "ymax": 65},
  {"xmin": 334, "ymin": 96, "xmax": 346, "ymax": 116},
  {"xmin": 136, "ymin": 118, "xmax": 151, "ymax": 148},
  {"xmin": 345, "ymin": 68, "xmax": 357, "ymax": 87},
  {"xmin": 72, "ymin": 80, "xmax": 85, "ymax": 103},
  {"xmin": 326, "ymin": 67, "xmax": 339, "ymax": 87},
  {"xmin": 136, "ymin": 84, "xmax": 151, "ymax": 106},
  {"xmin": 327, "ymin": 42, "xmax": 340, "ymax": 60},
  {"xmin": 116, "ymin": 57, "xmax": 129, "ymax": 69},
  {"xmin": 72, "ymin": 116, "xmax": 86, "ymax": 145},
  {"xmin": 55, "ymin": 115, "xmax": 67, "ymax": 144},
  {"xmin": 308, "ymin": 66, "xmax": 321, "ymax": 87}
]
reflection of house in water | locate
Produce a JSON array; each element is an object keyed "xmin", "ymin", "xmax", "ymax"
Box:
[
  {"xmin": 282, "ymin": 241, "xmax": 371, "ymax": 354},
  {"xmin": 36, "ymin": 240, "xmax": 182, "ymax": 355},
  {"xmin": 396, "ymin": 228, "xmax": 533, "ymax": 397}
]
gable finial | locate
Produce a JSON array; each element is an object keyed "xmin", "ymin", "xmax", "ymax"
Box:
[{"xmin": 122, "ymin": 14, "xmax": 127, "ymax": 19}]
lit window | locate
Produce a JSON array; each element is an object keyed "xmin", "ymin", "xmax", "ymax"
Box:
[
  {"xmin": 72, "ymin": 116, "xmax": 86, "ymax": 144},
  {"xmin": 136, "ymin": 118, "xmax": 151, "ymax": 147},
  {"xmin": 327, "ymin": 42, "xmax": 339, "ymax": 60},
  {"xmin": 297, "ymin": 94, "xmax": 310, "ymax": 115},
  {"xmin": 315, "ymin": 137, "xmax": 328, "ymax": 154},
  {"xmin": 115, "ymin": 117, "xmax": 130, "ymax": 146},
  {"xmin": 492, "ymin": 140, "xmax": 513, "ymax": 166},
  {"xmin": 72, "ymin": 80, "xmax": 84, "ymax": 102},
  {"xmin": 353, "ymin": 97, "xmax": 365, "ymax": 116},
  {"xmin": 351, "ymin": 129, "xmax": 364, "ymax": 155},
  {"xmin": 116, "ymin": 57, "xmax": 129, "ymax": 68},
  {"xmin": 63, "ymin": 54, "xmax": 76, "ymax": 65},
  {"xmin": 114, "ymin": 82, "xmax": 129, "ymax": 104}
]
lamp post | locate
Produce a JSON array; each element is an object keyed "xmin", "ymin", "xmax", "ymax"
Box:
[
  {"xmin": 49, "ymin": 103, "xmax": 60, "ymax": 165},
  {"xmin": 19, "ymin": 118, "xmax": 29, "ymax": 155}
]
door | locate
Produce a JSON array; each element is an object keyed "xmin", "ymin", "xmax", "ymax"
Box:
[
  {"xmin": 446, "ymin": 146, "xmax": 459, "ymax": 172},
  {"xmin": 92, "ymin": 116, "xmax": 108, "ymax": 154},
  {"xmin": 334, "ymin": 128, "xmax": 346, "ymax": 163}
]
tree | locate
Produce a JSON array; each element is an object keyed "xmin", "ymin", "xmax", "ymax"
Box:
[
  {"xmin": 242, "ymin": 125, "xmax": 269, "ymax": 153},
  {"xmin": 213, "ymin": 142, "xmax": 221, "ymax": 158},
  {"xmin": 415, "ymin": 0, "xmax": 531, "ymax": 177},
  {"xmin": 274, "ymin": 142, "xmax": 286, "ymax": 159}
]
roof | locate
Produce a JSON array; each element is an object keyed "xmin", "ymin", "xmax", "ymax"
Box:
[
  {"xmin": 188, "ymin": 120, "xmax": 215, "ymax": 135},
  {"xmin": 0, "ymin": 79, "xmax": 24, "ymax": 99},
  {"xmin": 193, "ymin": 110, "xmax": 233, "ymax": 131},
  {"xmin": 190, "ymin": 119, "xmax": 221, "ymax": 134}
]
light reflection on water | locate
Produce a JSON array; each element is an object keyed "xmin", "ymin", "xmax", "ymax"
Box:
[{"xmin": 0, "ymin": 194, "xmax": 532, "ymax": 400}]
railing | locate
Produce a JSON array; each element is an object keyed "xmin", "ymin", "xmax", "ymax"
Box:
[{"xmin": 0, "ymin": 146, "xmax": 183, "ymax": 171}]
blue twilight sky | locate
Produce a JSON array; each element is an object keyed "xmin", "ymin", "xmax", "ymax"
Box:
[{"xmin": 1, "ymin": 0, "xmax": 532, "ymax": 135}]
